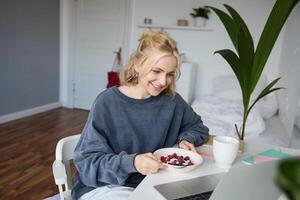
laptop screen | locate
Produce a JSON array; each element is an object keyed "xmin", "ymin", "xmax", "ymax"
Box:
[
  {"xmin": 154, "ymin": 161, "xmax": 281, "ymax": 200},
  {"xmin": 154, "ymin": 173, "xmax": 225, "ymax": 200}
]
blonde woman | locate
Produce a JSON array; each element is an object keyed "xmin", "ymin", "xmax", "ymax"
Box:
[{"xmin": 72, "ymin": 31, "xmax": 209, "ymax": 200}]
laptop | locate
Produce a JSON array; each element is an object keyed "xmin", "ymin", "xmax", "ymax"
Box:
[{"xmin": 154, "ymin": 161, "xmax": 281, "ymax": 200}]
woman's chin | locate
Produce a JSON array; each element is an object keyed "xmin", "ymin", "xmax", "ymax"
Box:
[{"xmin": 147, "ymin": 88, "xmax": 163, "ymax": 96}]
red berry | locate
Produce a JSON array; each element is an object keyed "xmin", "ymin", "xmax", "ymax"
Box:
[
  {"xmin": 177, "ymin": 157, "xmax": 184, "ymax": 163},
  {"xmin": 188, "ymin": 161, "xmax": 194, "ymax": 166},
  {"xmin": 160, "ymin": 156, "xmax": 167, "ymax": 163},
  {"xmin": 171, "ymin": 160, "xmax": 177, "ymax": 165}
]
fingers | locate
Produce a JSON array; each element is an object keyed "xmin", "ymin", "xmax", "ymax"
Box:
[
  {"xmin": 158, "ymin": 162, "xmax": 167, "ymax": 170},
  {"xmin": 179, "ymin": 141, "xmax": 190, "ymax": 150},
  {"xmin": 179, "ymin": 140, "xmax": 196, "ymax": 152},
  {"xmin": 146, "ymin": 153, "xmax": 167, "ymax": 170},
  {"xmin": 143, "ymin": 158, "xmax": 163, "ymax": 175},
  {"xmin": 146, "ymin": 153, "xmax": 158, "ymax": 160},
  {"xmin": 134, "ymin": 153, "xmax": 167, "ymax": 175}
]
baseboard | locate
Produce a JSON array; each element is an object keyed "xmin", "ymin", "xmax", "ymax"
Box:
[{"xmin": 0, "ymin": 102, "xmax": 62, "ymax": 124}]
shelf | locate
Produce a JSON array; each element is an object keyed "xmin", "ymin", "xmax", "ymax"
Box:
[{"xmin": 137, "ymin": 24, "xmax": 213, "ymax": 31}]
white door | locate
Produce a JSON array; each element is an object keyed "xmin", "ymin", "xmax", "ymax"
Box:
[{"xmin": 73, "ymin": 0, "xmax": 129, "ymax": 110}]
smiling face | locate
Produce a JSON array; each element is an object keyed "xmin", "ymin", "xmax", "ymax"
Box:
[{"xmin": 135, "ymin": 54, "xmax": 177, "ymax": 97}]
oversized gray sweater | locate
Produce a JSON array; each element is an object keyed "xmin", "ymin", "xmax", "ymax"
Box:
[{"xmin": 72, "ymin": 87, "xmax": 209, "ymax": 199}]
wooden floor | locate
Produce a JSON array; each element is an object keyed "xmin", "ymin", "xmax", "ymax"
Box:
[{"xmin": 0, "ymin": 107, "xmax": 89, "ymax": 200}]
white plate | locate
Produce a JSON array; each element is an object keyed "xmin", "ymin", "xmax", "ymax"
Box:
[{"xmin": 154, "ymin": 147, "xmax": 203, "ymax": 173}]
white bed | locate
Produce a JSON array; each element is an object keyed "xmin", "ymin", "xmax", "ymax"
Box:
[{"xmin": 190, "ymin": 75, "xmax": 290, "ymax": 147}]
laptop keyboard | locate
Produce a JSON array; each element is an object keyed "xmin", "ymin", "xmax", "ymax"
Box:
[{"xmin": 173, "ymin": 190, "xmax": 213, "ymax": 200}]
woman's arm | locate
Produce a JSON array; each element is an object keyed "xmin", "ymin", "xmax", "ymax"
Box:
[
  {"xmin": 177, "ymin": 100, "xmax": 209, "ymax": 147},
  {"xmin": 73, "ymin": 107, "xmax": 137, "ymax": 187}
]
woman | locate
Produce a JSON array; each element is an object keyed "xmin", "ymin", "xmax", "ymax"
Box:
[{"xmin": 72, "ymin": 31, "xmax": 209, "ymax": 200}]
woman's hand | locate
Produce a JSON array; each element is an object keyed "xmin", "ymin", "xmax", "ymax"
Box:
[
  {"xmin": 179, "ymin": 140, "xmax": 196, "ymax": 152},
  {"xmin": 134, "ymin": 153, "xmax": 166, "ymax": 175}
]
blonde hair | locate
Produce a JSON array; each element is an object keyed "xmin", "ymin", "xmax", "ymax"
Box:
[{"xmin": 121, "ymin": 31, "xmax": 181, "ymax": 96}]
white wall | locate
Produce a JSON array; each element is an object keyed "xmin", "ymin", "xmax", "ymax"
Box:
[
  {"xmin": 129, "ymin": 0, "xmax": 283, "ymax": 97},
  {"xmin": 277, "ymin": 3, "xmax": 300, "ymax": 138}
]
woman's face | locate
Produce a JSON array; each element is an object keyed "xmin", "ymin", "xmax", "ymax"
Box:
[{"xmin": 136, "ymin": 54, "xmax": 177, "ymax": 97}]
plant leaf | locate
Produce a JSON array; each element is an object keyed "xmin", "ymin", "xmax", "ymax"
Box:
[
  {"xmin": 249, "ymin": 87, "xmax": 283, "ymax": 114},
  {"xmin": 214, "ymin": 49, "xmax": 244, "ymax": 90},
  {"xmin": 252, "ymin": 0, "xmax": 299, "ymax": 92},
  {"xmin": 248, "ymin": 77, "xmax": 283, "ymax": 113},
  {"xmin": 208, "ymin": 6, "xmax": 239, "ymax": 52},
  {"xmin": 236, "ymin": 27, "xmax": 254, "ymax": 106},
  {"xmin": 224, "ymin": 4, "xmax": 254, "ymax": 56},
  {"xmin": 253, "ymin": 77, "xmax": 282, "ymax": 102},
  {"xmin": 224, "ymin": 4, "xmax": 255, "ymax": 97}
]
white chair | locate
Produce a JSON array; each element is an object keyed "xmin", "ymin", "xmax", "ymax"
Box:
[{"xmin": 52, "ymin": 134, "xmax": 81, "ymax": 200}]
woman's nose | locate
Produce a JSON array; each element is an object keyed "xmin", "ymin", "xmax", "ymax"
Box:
[{"xmin": 158, "ymin": 74, "xmax": 167, "ymax": 86}]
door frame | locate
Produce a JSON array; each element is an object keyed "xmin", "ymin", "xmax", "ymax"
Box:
[{"xmin": 59, "ymin": 0, "xmax": 133, "ymax": 108}]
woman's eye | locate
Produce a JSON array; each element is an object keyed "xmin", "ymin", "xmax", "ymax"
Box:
[
  {"xmin": 152, "ymin": 70, "xmax": 160, "ymax": 74},
  {"xmin": 168, "ymin": 73, "xmax": 175, "ymax": 77}
]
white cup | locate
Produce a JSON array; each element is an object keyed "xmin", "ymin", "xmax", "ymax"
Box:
[{"xmin": 213, "ymin": 136, "xmax": 240, "ymax": 169}]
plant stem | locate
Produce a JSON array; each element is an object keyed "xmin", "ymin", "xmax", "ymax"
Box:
[
  {"xmin": 241, "ymin": 105, "xmax": 249, "ymax": 140},
  {"xmin": 234, "ymin": 124, "xmax": 241, "ymax": 139}
]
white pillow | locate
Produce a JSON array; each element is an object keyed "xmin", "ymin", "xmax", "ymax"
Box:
[
  {"xmin": 213, "ymin": 74, "xmax": 268, "ymax": 101},
  {"xmin": 214, "ymin": 89, "xmax": 242, "ymax": 102},
  {"xmin": 212, "ymin": 74, "xmax": 278, "ymax": 119},
  {"xmin": 192, "ymin": 96, "xmax": 266, "ymax": 137},
  {"xmin": 213, "ymin": 75, "xmax": 240, "ymax": 94},
  {"xmin": 254, "ymin": 94, "xmax": 278, "ymax": 119}
]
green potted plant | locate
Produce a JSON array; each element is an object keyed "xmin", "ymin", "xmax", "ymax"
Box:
[
  {"xmin": 190, "ymin": 6, "xmax": 210, "ymax": 27},
  {"xmin": 208, "ymin": 0, "xmax": 299, "ymax": 141},
  {"xmin": 276, "ymin": 157, "xmax": 300, "ymax": 200}
]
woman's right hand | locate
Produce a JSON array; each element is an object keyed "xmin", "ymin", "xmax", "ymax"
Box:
[{"xmin": 134, "ymin": 153, "xmax": 166, "ymax": 175}]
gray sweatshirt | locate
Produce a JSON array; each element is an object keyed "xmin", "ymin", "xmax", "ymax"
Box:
[{"xmin": 72, "ymin": 86, "xmax": 209, "ymax": 199}]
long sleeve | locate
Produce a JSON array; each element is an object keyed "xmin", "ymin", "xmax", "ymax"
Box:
[
  {"xmin": 74, "ymin": 107, "xmax": 137, "ymax": 188},
  {"xmin": 177, "ymin": 100, "xmax": 209, "ymax": 146},
  {"xmin": 72, "ymin": 87, "xmax": 210, "ymax": 199}
]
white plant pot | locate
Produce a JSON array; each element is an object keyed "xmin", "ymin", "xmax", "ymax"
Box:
[{"xmin": 194, "ymin": 17, "xmax": 206, "ymax": 27}]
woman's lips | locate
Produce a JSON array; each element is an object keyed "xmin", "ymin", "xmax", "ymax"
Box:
[{"xmin": 150, "ymin": 82, "xmax": 163, "ymax": 92}]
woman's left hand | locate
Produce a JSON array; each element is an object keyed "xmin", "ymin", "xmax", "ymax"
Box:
[{"xmin": 179, "ymin": 140, "xmax": 196, "ymax": 152}]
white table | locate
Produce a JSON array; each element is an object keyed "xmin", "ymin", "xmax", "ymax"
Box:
[{"xmin": 129, "ymin": 143, "xmax": 300, "ymax": 200}]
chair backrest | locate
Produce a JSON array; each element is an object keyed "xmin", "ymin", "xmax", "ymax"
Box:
[
  {"xmin": 52, "ymin": 134, "xmax": 81, "ymax": 200},
  {"xmin": 55, "ymin": 134, "xmax": 81, "ymax": 161}
]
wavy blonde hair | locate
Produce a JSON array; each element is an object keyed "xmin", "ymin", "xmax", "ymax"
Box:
[{"xmin": 121, "ymin": 31, "xmax": 181, "ymax": 96}]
